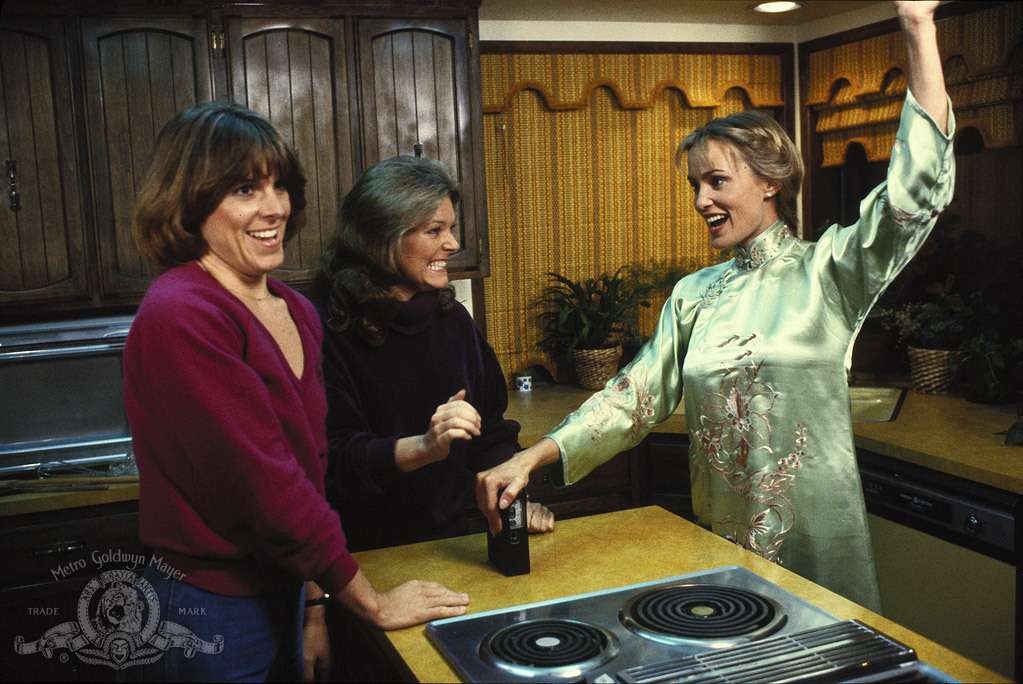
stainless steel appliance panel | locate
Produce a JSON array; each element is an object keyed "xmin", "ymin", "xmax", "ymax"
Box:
[
  {"xmin": 426, "ymin": 565, "xmax": 956, "ymax": 683},
  {"xmin": 0, "ymin": 315, "xmax": 133, "ymax": 474}
]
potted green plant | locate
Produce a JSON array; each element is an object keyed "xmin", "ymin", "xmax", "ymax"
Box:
[
  {"xmin": 881, "ymin": 284, "xmax": 973, "ymax": 394},
  {"xmin": 534, "ymin": 267, "xmax": 651, "ymax": 389}
]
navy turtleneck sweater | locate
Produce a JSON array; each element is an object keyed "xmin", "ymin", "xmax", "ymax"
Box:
[{"xmin": 316, "ymin": 291, "xmax": 520, "ymax": 551}]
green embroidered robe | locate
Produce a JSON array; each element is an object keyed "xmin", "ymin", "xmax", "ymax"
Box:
[{"xmin": 547, "ymin": 92, "xmax": 955, "ymax": 611}]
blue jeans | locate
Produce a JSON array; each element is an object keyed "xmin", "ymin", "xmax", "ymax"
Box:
[{"xmin": 119, "ymin": 565, "xmax": 304, "ymax": 682}]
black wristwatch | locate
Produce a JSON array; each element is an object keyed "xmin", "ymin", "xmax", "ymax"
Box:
[{"xmin": 304, "ymin": 593, "xmax": 330, "ymax": 607}]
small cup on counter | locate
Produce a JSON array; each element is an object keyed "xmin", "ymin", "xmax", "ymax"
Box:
[{"xmin": 514, "ymin": 370, "xmax": 533, "ymax": 392}]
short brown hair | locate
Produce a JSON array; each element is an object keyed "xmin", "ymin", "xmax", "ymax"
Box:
[
  {"xmin": 677, "ymin": 111, "xmax": 804, "ymax": 234},
  {"xmin": 133, "ymin": 101, "xmax": 307, "ymax": 273}
]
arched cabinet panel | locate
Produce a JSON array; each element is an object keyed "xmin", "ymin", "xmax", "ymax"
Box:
[
  {"xmin": 356, "ymin": 17, "xmax": 486, "ymax": 274},
  {"xmin": 226, "ymin": 19, "xmax": 356, "ymax": 285},
  {"xmin": 0, "ymin": 19, "xmax": 89, "ymax": 307},
  {"xmin": 0, "ymin": 1, "xmax": 487, "ymax": 318},
  {"xmin": 81, "ymin": 17, "xmax": 214, "ymax": 298}
]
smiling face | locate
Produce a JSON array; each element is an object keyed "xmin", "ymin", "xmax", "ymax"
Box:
[
  {"xmin": 392, "ymin": 195, "xmax": 459, "ymax": 300},
  {"xmin": 198, "ymin": 166, "xmax": 290, "ymax": 285},
  {"xmin": 687, "ymin": 139, "xmax": 780, "ymax": 251}
]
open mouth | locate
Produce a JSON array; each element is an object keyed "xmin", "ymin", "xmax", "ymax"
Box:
[
  {"xmin": 248, "ymin": 228, "xmax": 280, "ymax": 243},
  {"xmin": 428, "ymin": 261, "xmax": 448, "ymax": 272},
  {"xmin": 705, "ymin": 214, "xmax": 728, "ymax": 229}
]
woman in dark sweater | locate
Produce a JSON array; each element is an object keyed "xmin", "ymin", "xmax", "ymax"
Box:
[{"xmin": 315, "ymin": 156, "xmax": 554, "ymax": 551}]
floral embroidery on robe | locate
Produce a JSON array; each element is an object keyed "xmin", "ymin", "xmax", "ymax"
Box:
[{"xmin": 690, "ymin": 338, "xmax": 807, "ymax": 563}]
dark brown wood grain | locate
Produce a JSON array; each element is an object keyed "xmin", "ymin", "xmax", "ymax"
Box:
[
  {"xmin": 0, "ymin": 1, "xmax": 485, "ymax": 318},
  {"xmin": 82, "ymin": 16, "xmax": 213, "ymax": 297},
  {"xmin": 0, "ymin": 17, "xmax": 90, "ymax": 307}
]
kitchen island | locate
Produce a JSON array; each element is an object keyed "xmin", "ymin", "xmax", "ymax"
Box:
[
  {"xmin": 500, "ymin": 382, "xmax": 1021, "ymax": 681},
  {"xmin": 351, "ymin": 505, "xmax": 1007, "ymax": 683}
]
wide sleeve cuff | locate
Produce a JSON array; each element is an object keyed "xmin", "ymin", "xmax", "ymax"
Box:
[{"xmin": 886, "ymin": 90, "xmax": 955, "ymax": 217}]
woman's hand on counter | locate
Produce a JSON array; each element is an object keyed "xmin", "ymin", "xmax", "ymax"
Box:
[
  {"xmin": 335, "ymin": 570, "xmax": 469, "ymax": 630},
  {"xmin": 527, "ymin": 501, "xmax": 555, "ymax": 533},
  {"xmin": 476, "ymin": 438, "xmax": 561, "ymax": 535}
]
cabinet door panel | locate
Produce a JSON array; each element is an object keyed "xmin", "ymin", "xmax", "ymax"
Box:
[
  {"xmin": 357, "ymin": 18, "xmax": 481, "ymax": 272},
  {"xmin": 227, "ymin": 18, "xmax": 355, "ymax": 286},
  {"xmin": 82, "ymin": 18, "xmax": 213, "ymax": 298},
  {"xmin": 0, "ymin": 19, "xmax": 89, "ymax": 306}
]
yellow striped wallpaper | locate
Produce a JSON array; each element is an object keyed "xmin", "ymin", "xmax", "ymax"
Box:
[
  {"xmin": 480, "ymin": 52, "xmax": 784, "ymax": 385},
  {"xmin": 807, "ymin": 2, "xmax": 1021, "ymax": 166}
]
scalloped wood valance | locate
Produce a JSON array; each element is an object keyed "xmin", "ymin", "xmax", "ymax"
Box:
[
  {"xmin": 808, "ymin": 2, "xmax": 1021, "ymax": 167},
  {"xmin": 481, "ymin": 52, "xmax": 786, "ymax": 113}
]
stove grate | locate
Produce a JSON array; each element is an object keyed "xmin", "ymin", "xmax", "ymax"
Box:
[{"xmin": 617, "ymin": 620, "xmax": 919, "ymax": 683}]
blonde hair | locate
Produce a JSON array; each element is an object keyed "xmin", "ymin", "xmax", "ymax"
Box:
[
  {"xmin": 133, "ymin": 101, "xmax": 306, "ymax": 273},
  {"xmin": 677, "ymin": 111, "xmax": 803, "ymax": 234}
]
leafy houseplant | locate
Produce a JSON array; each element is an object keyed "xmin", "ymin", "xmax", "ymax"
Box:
[
  {"xmin": 881, "ymin": 286, "xmax": 973, "ymax": 394},
  {"xmin": 616, "ymin": 257, "xmax": 706, "ymax": 365},
  {"xmin": 883, "ymin": 285, "xmax": 1022, "ymax": 401},
  {"xmin": 535, "ymin": 267, "xmax": 651, "ymax": 389}
]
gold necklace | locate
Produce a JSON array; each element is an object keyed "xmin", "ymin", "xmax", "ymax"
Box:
[{"xmin": 223, "ymin": 285, "xmax": 274, "ymax": 303}]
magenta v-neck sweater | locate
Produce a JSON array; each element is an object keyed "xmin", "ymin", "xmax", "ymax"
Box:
[{"xmin": 124, "ymin": 262, "xmax": 358, "ymax": 597}]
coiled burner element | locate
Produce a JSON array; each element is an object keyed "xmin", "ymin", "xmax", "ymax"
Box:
[
  {"xmin": 619, "ymin": 583, "xmax": 787, "ymax": 645},
  {"xmin": 479, "ymin": 618, "xmax": 618, "ymax": 677}
]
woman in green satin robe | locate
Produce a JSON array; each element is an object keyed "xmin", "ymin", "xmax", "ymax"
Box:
[{"xmin": 477, "ymin": 1, "xmax": 953, "ymax": 611}]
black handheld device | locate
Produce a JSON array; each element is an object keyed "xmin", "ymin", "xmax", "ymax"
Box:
[{"xmin": 487, "ymin": 489, "xmax": 530, "ymax": 576}]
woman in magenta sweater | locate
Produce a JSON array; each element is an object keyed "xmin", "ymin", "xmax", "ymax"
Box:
[{"xmin": 123, "ymin": 102, "xmax": 468, "ymax": 682}]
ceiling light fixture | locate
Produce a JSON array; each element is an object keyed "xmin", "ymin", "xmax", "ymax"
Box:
[{"xmin": 752, "ymin": 1, "xmax": 804, "ymax": 13}]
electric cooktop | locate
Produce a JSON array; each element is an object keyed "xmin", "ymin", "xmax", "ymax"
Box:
[{"xmin": 426, "ymin": 565, "xmax": 959, "ymax": 683}]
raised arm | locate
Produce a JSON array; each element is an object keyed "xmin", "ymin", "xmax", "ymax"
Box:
[{"xmin": 896, "ymin": 1, "xmax": 948, "ymax": 133}]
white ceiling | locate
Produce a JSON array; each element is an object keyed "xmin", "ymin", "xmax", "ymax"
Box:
[{"xmin": 478, "ymin": 0, "xmax": 891, "ymax": 27}]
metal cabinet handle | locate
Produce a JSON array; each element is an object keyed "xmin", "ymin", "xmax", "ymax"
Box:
[
  {"xmin": 29, "ymin": 540, "xmax": 87, "ymax": 557},
  {"xmin": 6, "ymin": 159, "xmax": 19, "ymax": 212}
]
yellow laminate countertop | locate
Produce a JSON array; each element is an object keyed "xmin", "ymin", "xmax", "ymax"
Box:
[
  {"xmin": 505, "ymin": 383, "xmax": 1023, "ymax": 495},
  {"xmin": 851, "ymin": 390, "xmax": 1022, "ymax": 494},
  {"xmin": 352, "ymin": 506, "xmax": 1007, "ymax": 683},
  {"xmin": 0, "ymin": 480, "xmax": 140, "ymax": 518}
]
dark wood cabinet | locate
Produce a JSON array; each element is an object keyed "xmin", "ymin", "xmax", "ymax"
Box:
[
  {"xmin": 355, "ymin": 16, "xmax": 487, "ymax": 272},
  {"xmin": 525, "ymin": 448, "xmax": 644, "ymax": 520},
  {"xmin": 225, "ymin": 15, "xmax": 359, "ymax": 286},
  {"xmin": 0, "ymin": 17, "xmax": 91, "ymax": 307},
  {"xmin": 643, "ymin": 433, "xmax": 694, "ymax": 521},
  {"xmin": 0, "ymin": 1, "xmax": 488, "ymax": 318},
  {"xmin": 463, "ymin": 433, "xmax": 694, "ymax": 534},
  {"xmin": 80, "ymin": 16, "xmax": 215, "ymax": 299}
]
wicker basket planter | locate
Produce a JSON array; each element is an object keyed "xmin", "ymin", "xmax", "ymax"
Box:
[
  {"xmin": 570, "ymin": 345, "xmax": 623, "ymax": 389},
  {"xmin": 907, "ymin": 346, "xmax": 962, "ymax": 395}
]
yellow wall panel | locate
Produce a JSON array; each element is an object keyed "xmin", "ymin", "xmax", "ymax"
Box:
[
  {"xmin": 807, "ymin": 3, "xmax": 1020, "ymax": 167},
  {"xmin": 481, "ymin": 52, "xmax": 782, "ymax": 384}
]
